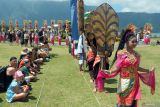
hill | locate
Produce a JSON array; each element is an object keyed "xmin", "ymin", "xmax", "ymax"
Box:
[{"xmin": 0, "ymin": 0, "xmax": 159, "ymax": 32}]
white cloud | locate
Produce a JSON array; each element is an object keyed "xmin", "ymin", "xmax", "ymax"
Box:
[
  {"xmin": 84, "ymin": 0, "xmax": 160, "ymax": 13},
  {"xmin": 84, "ymin": 0, "xmax": 106, "ymax": 6},
  {"xmin": 28, "ymin": 0, "xmax": 160, "ymax": 13}
]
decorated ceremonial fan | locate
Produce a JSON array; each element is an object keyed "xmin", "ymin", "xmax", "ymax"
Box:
[
  {"xmin": 84, "ymin": 11, "xmax": 97, "ymax": 50},
  {"xmin": 91, "ymin": 3, "xmax": 119, "ymax": 57}
]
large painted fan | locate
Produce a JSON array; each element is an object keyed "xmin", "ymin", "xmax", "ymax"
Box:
[
  {"xmin": 84, "ymin": 11, "xmax": 98, "ymax": 54},
  {"xmin": 91, "ymin": 3, "xmax": 119, "ymax": 57}
]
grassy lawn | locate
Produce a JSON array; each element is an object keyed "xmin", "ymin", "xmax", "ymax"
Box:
[{"xmin": 0, "ymin": 41, "xmax": 160, "ymax": 107}]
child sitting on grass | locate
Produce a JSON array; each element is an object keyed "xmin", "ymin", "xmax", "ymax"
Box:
[{"xmin": 6, "ymin": 70, "xmax": 29, "ymax": 103}]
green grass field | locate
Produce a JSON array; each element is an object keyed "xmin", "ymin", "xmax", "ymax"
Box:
[{"xmin": 0, "ymin": 40, "xmax": 160, "ymax": 107}]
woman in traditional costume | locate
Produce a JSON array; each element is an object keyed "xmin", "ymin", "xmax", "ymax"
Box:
[{"xmin": 96, "ymin": 29, "xmax": 155, "ymax": 107}]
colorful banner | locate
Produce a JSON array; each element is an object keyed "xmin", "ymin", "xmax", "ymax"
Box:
[{"xmin": 71, "ymin": 0, "xmax": 79, "ymax": 40}]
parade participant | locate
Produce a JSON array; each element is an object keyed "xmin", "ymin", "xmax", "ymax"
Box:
[
  {"xmin": 96, "ymin": 29, "xmax": 155, "ymax": 107},
  {"xmin": 6, "ymin": 70, "xmax": 29, "ymax": 103},
  {"xmin": 77, "ymin": 29, "xmax": 87, "ymax": 72},
  {"xmin": 38, "ymin": 28, "xmax": 44, "ymax": 43},
  {"xmin": 24, "ymin": 31, "xmax": 29, "ymax": 47},
  {"xmin": 50, "ymin": 29, "xmax": 55, "ymax": 45},
  {"xmin": 58, "ymin": 32, "xmax": 61, "ymax": 45},
  {"xmin": 34, "ymin": 30, "xmax": 39, "ymax": 45},
  {"xmin": 86, "ymin": 47, "xmax": 96, "ymax": 82},
  {"xmin": 15, "ymin": 30, "xmax": 20, "ymax": 45},
  {"xmin": 2, "ymin": 31, "xmax": 6, "ymax": 43}
]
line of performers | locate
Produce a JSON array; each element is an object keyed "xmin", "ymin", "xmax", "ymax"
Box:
[{"xmin": 0, "ymin": 28, "xmax": 71, "ymax": 47}]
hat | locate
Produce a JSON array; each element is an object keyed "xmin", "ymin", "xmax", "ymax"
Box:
[
  {"xmin": 21, "ymin": 47, "xmax": 28, "ymax": 55},
  {"xmin": 24, "ymin": 58, "xmax": 29, "ymax": 63},
  {"xmin": 14, "ymin": 70, "xmax": 24, "ymax": 78}
]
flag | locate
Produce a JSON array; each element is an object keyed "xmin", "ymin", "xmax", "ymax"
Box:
[{"xmin": 71, "ymin": 0, "xmax": 79, "ymax": 40}]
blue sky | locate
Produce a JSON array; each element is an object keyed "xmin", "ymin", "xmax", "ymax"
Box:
[{"xmin": 41, "ymin": 0, "xmax": 160, "ymax": 13}]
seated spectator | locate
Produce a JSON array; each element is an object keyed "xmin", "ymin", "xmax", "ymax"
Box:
[
  {"xmin": 4, "ymin": 67, "xmax": 17, "ymax": 91},
  {"xmin": 9, "ymin": 57, "xmax": 17, "ymax": 68},
  {"xmin": 156, "ymin": 40, "xmax": 160, "ymax": 45},
  {"xmin": 20, "ymin": 59, "xmax": 37, "ymax": 83},
  {"xmin": 6, "ymin": 71, "xmax": 29, "ymax": 103}
]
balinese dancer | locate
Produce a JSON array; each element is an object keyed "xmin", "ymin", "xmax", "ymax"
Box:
[{"xmin": 96, "ymin": 28, "xmax": 155, "ymax": 107}]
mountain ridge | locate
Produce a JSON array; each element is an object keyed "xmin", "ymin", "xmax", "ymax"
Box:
[{"xmin": 0, "ymin": 1, "xmax": 159, "ymax": 32}]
